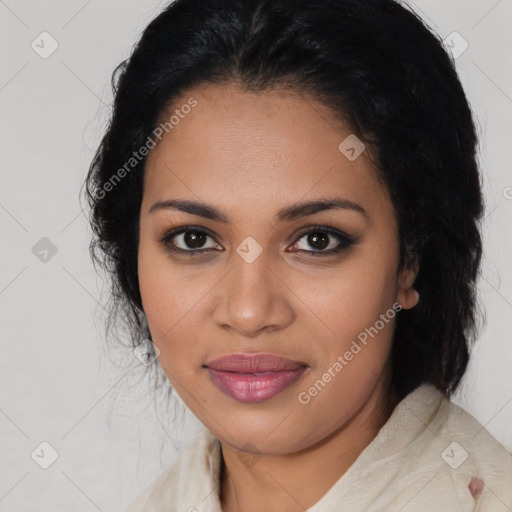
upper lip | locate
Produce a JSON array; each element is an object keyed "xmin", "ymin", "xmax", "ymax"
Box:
[{"xmin": 205, "ymin": 353, "xmax": 307, "ymax": 373}]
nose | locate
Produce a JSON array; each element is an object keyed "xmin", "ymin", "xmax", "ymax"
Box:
[{"xmin": 211, "ymin": 249, "xmax": 295, "ymax": 338}]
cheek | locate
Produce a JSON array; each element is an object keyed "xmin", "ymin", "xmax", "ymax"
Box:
[
  {"xmin": 292, "ymin": 250, "xmax": 398, "ymax": 343},
  {"xmin": 290, "ymin": 248, "xmax": 398, "ymax": 415},
  {"xmin": 137, "ymin": 240, "xmax": 203, "ymax": 371}
]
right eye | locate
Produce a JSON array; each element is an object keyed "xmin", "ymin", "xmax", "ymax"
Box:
[{"xmin": 160, "ymin": 227, "xmax": 221, "ymax": 255}]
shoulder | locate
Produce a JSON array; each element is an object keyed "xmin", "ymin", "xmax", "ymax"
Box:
[
  {"xmin": 123, "ymin": 426, "xmax": 222, "ymax": 512},
  {"xmin": 394, "ymin": 384, "xmax": 512, "ymax": 510},
  {"xmin": 333, "ymin": 384, "xmax": 512, "ymax": 511},
  {"xmin": 431, "ymin": 392, "xmax": 512, "ymax": 508}
]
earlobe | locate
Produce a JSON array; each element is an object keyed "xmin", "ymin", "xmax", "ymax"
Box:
[
  {"xmin": 397, "ymin": 251, "xmax": 420, "ymax": 310},
  {"xmin": 398, "ymin": 288, "xmax": 420, "ymax": 310}
]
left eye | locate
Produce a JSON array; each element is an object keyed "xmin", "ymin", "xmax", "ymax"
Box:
[{"xmin": 288, "ymin": 227, "xmax": 354, "ymax": 256}]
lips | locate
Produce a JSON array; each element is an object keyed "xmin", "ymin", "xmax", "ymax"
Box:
[
  {"xmin": 204, "ymin": 353, "xmax": 308, "ymax": 403},
  {"xmin": 205, "ymin": 353, "xmax": 307, "ymax": 372}
]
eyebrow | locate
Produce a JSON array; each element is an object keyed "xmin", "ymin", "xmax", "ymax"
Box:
[{"xmin": 149, "ymin": 196, "xmax": 367, "ymax": 223}]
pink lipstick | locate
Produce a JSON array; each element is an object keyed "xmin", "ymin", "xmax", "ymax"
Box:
[{"xmin": 205, "ymin": 353, "xmax": 308, "ymax": 403}]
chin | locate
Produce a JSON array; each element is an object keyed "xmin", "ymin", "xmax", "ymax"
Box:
[{"xmin": 213, "ymin": 419, "xmax": 309, "ymax": 455}]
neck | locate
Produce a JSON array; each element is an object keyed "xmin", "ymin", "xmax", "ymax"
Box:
[{"xmin": 219, "ymin": 375, "xmax": 401, "ymax": 512}]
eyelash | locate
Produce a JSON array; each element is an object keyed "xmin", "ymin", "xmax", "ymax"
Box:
[{"xmin": 158, "ymin": 225, "xmax": 355, "ymax": 258}]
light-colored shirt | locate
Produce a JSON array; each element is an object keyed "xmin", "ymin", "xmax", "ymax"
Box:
[{"xmin": 124, "ymin": 383, "xmax": 512, "ymax": 511}]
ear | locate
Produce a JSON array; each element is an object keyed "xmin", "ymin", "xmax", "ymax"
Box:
[{"xmin": 396, "ymin": 250, "xmax": 420, "ymax": 310}]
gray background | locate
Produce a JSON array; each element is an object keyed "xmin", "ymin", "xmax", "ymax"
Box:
[{"xmin": 0, "ymin": 0, "xmax": 511, "ymax": 510}]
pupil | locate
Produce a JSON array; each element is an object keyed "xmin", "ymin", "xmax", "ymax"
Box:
[
  {"xmin": 309, "ymin": 232, "xmax": 328, "ymax": 250},
  {"xmin": 185, "ymin": 231, "xmax": 206, "ymax": 248}
]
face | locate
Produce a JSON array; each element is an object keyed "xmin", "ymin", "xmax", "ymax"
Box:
[{"xmin": 138, "ymin": 83, "xmax": 418, "ymax": 455}]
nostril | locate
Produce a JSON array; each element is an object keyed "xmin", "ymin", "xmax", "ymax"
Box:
[{"xmin": 468, "ymin": 476, "xmax": 485, "ymax": 499}]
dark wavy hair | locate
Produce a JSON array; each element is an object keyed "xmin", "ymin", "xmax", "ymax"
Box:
[{"xmin": 82, "ymin": 0, "xmax": 484, "ymax": 403}]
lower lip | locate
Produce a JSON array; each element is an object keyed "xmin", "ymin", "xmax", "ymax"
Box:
[{"xmin": 207, "ymin": 367, "xmax": 307, "ymax": 403}]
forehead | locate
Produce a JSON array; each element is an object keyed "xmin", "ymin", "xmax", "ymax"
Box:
[{"xmin": 143, "ymin": 83, "xmax": 390, "ymax": 220}]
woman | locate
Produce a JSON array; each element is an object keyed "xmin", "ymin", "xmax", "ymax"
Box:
[{"xmin": 83, "ymin": 0, "xmax": 512, "ymax": 510}]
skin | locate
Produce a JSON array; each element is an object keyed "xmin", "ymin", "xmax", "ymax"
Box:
[{"xmin": 138, "ymin": 82, "xmax": 420, "ymax": 512}]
